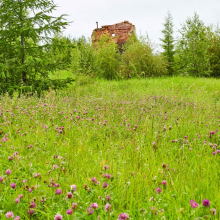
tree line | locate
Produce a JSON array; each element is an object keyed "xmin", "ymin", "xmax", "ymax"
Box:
[{"xmin": 0, "ymin": 0, "xmax": 220, "ymax": 94}]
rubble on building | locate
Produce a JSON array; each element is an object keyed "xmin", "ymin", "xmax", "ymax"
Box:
[{"xmin": 91, "ymin": 21, "xmax": 136, "ymax": 52}]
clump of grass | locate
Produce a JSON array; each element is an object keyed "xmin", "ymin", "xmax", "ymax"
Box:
[{"xmin": 0, "ymin": 77, "xmax": 220, "ymax": 219}]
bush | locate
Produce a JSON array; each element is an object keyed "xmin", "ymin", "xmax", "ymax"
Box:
[
  {"xmin": 93, "ymin": 34, "xmax": 121, "ymax": 80},
  {"xmin": 121, "ymin": 35, "xmax": 168, "ymax": 78},
  {"xmin": 70, "ymin": 34, "xmax": 168, "ymax": 81}
]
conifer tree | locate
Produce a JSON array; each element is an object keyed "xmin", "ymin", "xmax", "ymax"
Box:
[
  {"xmin": 0, "ymin": 0, "xmax": 70, "ymax": 92},
  {"xmin": 160, "ymin": 11, "xmax": 175, "ymax": 75}
]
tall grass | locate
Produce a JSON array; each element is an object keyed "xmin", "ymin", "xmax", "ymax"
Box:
[{"xmin": 0, "ymin": 77, "xmax": 220, "ymax": 219}]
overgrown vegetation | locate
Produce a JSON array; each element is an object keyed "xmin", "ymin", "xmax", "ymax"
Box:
[
  {"xmin": 1, "ymin": 77, "xmax": 220, "ymax": 219},
  {"xmin": 1, "ymin": 5, "xmax": 220, "ymax": 95},
  {"xmin": 52, "ymin": 12, "xmax": 220, "ymax": 83},
  {"xmin": 0, "ymin": 0, "xmax": 73, "ymax": 95},
  {"xmin": 1, "ymin": 3, "xmax": 220, "ymax": 219}
]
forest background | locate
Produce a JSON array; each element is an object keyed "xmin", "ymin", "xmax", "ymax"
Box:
[{"xmin": 1, "ymin": 0, "xmax": 220, "ymax": 94}]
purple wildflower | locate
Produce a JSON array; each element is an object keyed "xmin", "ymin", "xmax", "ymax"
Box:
[{"xmin": 202, "ymin": 199, "xmax": 210, "ymax": 207}]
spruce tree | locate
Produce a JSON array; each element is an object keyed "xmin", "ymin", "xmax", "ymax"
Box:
[
  {"xmin": 160, "ymin": 11, "xmax": 175, "ymax": 75},
  {"xmin": 0, "ymin": 0, "xmax": 70, "ymax": 92}
]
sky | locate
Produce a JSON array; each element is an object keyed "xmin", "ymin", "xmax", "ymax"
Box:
[{"xmin": 53, "ymin": 0, "xmax": 220, "ymax": 48}]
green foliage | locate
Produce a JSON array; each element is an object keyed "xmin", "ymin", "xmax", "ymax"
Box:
[
  {"xmin": 122, "ymin": 35, "xmax": 168, "ymax": 77},
  {"xmin": 70, "ymin": 37, "xmax": 97, "ymax": 83},
  {"xmin": 160, "ymin": 11, "xmax": 175, "ymax": 75},
  {"xmin": 176, "ymin": 13, "xmax": 212, "ymax": 77},
  {"xmin": 70, "ymin": 34, "xmax": 168, "ymax": 81},
  {"xmin": 1, "ymin": 77, "xmax": 220, "ymax": 219},
  {"xmin": 0, "ymin": 78, "xmax": 74, "ymax": 96},
  {"xmin": 93, "ymin": 34, "xmax": 121, "ymax": 80},
  {"xmin": 0, "ymin": 0, "xmax": 70, "ymax": 94},
  {"xmin": 208, "ymin": 26, "xmax": 220, "ymax": 78},
  {"xmin": 49, "ymin": 34, "xmax": 76, "ymax": 70}
]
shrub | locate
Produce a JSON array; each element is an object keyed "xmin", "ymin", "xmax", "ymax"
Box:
[{"xmin": 121, "ymin": 35, "xmax": 168, "ymax": 78}]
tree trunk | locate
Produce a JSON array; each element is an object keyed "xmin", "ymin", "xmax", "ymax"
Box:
[
  {"xmin": 20, "ymin": 0, "xmax": 26, "ymax": 83},
  {"xmin": 21, "ymin": 33, "xmax": 26, "ymax": 83}
]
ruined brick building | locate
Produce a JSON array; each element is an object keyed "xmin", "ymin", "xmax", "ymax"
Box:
[{"xmin": 91, "ymin": 21, "xmax": 136, "ymax": 52}]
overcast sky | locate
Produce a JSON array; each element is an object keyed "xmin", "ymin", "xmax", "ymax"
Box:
[{"xmin": 53, "ymin": 0, "xmax": 220, "ymax": 47}]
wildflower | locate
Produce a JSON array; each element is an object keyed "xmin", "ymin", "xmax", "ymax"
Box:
[
  {"xmin": 6, "ymin": 169, "xmax": 11, "ymax": 175},
  {"xmin": 92, "ymin": 177, "xmax": 97, "ymax": 183},
  {"xmin": 54, "ymin": 215, "xmax": 63, "ymax": 220},
  {"xmin": 149, "ymin": 197, "xmax": 155, "ymax": 201},
  {"xmin": 67, "ymin": 192, "xmax": 73, "ymax": 199},
  {"xmin": 56, "ymin": 189, "xmax": 62, "ymax": 195},
  {"xmin": 66, "ymin": 209, "xmax": 73, "ymax": 215},
  {"xmin": 29, "ymin": 188, "xmax": 33, "ymax": 193},
  {"xmin": 190, "ymin": 200, "xmax": 196, "ymax": 204},
  {"xmin": 86, "ymin": 207, "xmax": 94, "ymax": 215},
  {"xmin": 102, "ymin": 182, "xmax": 108, "ymax": 189},
  {"xmin": 161, "ymin": 180, "xmax": 167, "ymax": 185},
  {"xmin": 54, "ymin": 183, "xmax": 60, "ymax": 187},
  {"xmin": 33, "ymin": 173, "xmax": 41, "ymax": 178},
  {"xmin": 106, "ymin": 195, "xmax": 110, "ymax": 201},
  {"xmin": 184, "ymin": 136, "xmax": 188, "ymax": 139},
  {"xmin": 14, "ymin": 216, "xmax": 20, "ymax": 220},
  {"xmin": 202, "ymin": 199, "xmax": 210, "ymax": 207},
  {"xmin": 151, "ymin": 207, "xmax": 157, "ymax": 215},
  {"xmin": 53, "ymin": 165, "xmax": 59, "ymax": 169},
  {"xmin": 5, "ymin": 211, "xmax": 14, "ymax": 218},
  {"xmin": 23, "ymin": 180, "xmax": 27, "ymax": 183},
  {"xmin": 118, "ymin": 213, "xmax": 129, "ymax": 219},
  {"xmin": 70, "ymin": 184, "xmax": 77, "ymax": 191},
  {"xmin": 0, "ymin": 176, "xmax": 3, "ymax": 182},
  {"xmin": 156, "ymin": 187, "xmax": 162, "ymax": 193},
  {"xmin": 41, "ymin": 196, "xmax": 46, "ymax": 203},
  {"xmin": 15, "ymin": 198, "xmax": 20, "ymax": 203},
  {"xmin": 104, "ymin": 165, "xmax": 109, "ymax": 170},
  {"xmin": 29, "ymin": 202, "xmax": 36, "ymax": 208},
  {"xmin": 13, "ymin": 152, "xmax": 18, "ymax": 156},
  {"xmin": 210, "ymin": 208, "xmax": 216, "ymax": 215},
  {"xmin": 103, "ymin": 173, "xmax": 108, "ymax": 178},
  {"xmin": 191, "ymin": 202, "xmax": 199, "ymax": 208},
  {"xmin": 90, "ymin": 203, "xmax": 99, "ymax": 210},
  {"xmin": 71, "ymin": 202, "xmax": 77, "ymax": 210},
  {"xmin": 105, "ymin": 203, "xmax": 111, "ymax": 212},
  {"xmin": 10, "ymin": 183, "xmax": 16, "ymax": 189},
  {"xmin": 18, "ymin": 194, "xmax": 23, "ymax": 199},
  {"xmin": 8, "ymin": 157, "xmax": 13, "ymax": 161},
  {"xmin": 162, "ymin": 163, "xmax": 166, "ymax": 168},
  {"xmin": 27, "ymin": 209, "xmax": 34, "ymax": 215}
]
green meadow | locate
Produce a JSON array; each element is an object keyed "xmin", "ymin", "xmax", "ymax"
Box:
[{"xmin": 0, "ymin": 77, "xmax": 220, "ymax": 219}]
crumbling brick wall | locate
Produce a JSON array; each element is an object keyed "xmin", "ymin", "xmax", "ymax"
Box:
[{"xmin": 91, "ymin": 21, "xmax": 136, "ymax": 52}]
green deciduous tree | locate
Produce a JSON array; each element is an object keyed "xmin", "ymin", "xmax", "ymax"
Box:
[
  {"xmin": 177, "ymin": 12, "xmax": 212, "ymax": 77},
  {"xmin": 93, "ymin": 34, "xmax": 121, "ymax": 80},
  {"xmin": 122, "ymin": 35, "xmax": 168, "ymax": 78},
  {"xmin": 160, "ymin": 11, "xmax": 175, "ymax": 75},
  {"xmin": 0, "ymin": 0, "xmax": 70, "ymax": 93},
  {"xmin": 207, "ymin": 26, "xmax": 220, "ymax": 78}
]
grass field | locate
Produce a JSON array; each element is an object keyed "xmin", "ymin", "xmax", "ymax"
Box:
[{"xmin": 0, "ymin": 77, "xmax": 220, "ymax": 219}]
